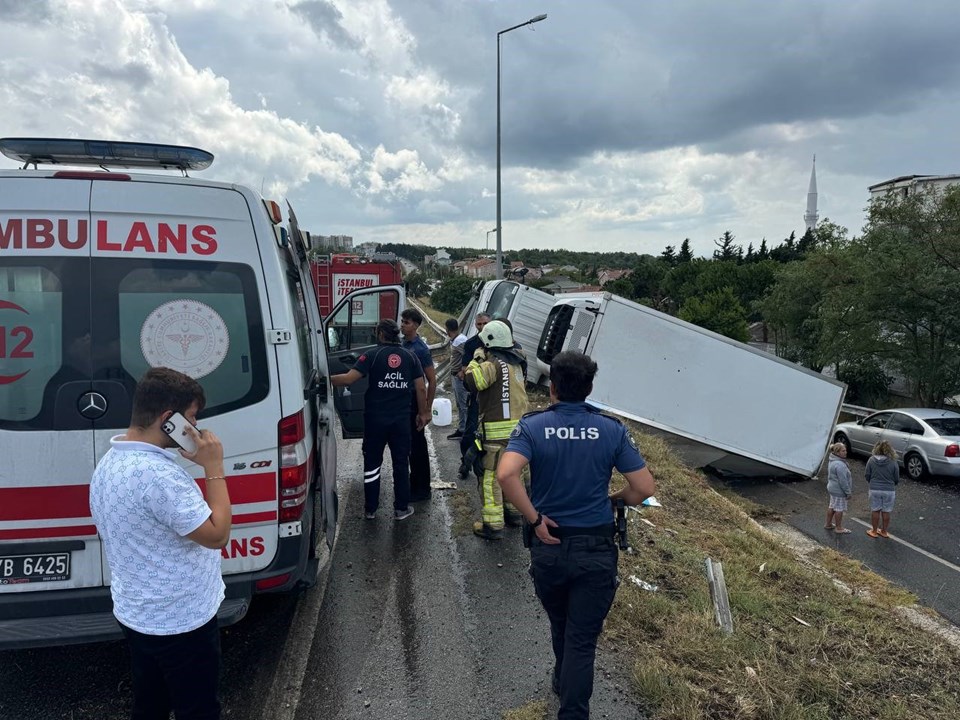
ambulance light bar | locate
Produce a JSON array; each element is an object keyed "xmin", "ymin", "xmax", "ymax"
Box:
[{"xmin": 0, "ymin": 138, "xmax": 214, "ymax": 171}]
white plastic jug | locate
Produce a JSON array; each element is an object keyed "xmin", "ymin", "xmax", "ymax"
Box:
[{"xmin": 432, "ymin": 398, "xmax": 452, "ymax": 427}]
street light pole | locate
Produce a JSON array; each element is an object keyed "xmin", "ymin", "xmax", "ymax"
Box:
[
  {"xmin": 496, "ymin": 12, "xmax": 547, "ymax": 280},
  {"xmin": 485, "ymin": 226, "xmax": 498, "ymax": 252}
]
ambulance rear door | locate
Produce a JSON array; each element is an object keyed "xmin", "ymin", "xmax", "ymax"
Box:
[
  {"xmin": 325, "ymin": 285, "xmax": 405, "ymax": 439},
  {"xmin": 87, "ymin": 178, "xmax": 280, "ymax": 575},
  {"xmin": 0, "ymin": 174, "xmax": 104, "ymax": 596}
]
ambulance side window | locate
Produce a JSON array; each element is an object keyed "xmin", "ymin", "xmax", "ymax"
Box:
[
  {"xmin": 284, "ymin": 270, "xmax": 315, "ymax": 382},
  {"xmin": 0, "ymin": 266, "xmax": 65, "ymax": 423}
]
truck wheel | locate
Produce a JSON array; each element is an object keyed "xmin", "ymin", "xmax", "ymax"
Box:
[
  {"xmin": 905, "ymin": 452, "xmax": 928, "ymax": 481},
  {"xmin": 833, "ymin": 432, "xmax": 851, "ymax": 455}
]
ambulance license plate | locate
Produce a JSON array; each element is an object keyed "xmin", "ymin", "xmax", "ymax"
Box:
[{"xmin": 0, "ymin": 553, "xmax": 71, "ymax": 584}]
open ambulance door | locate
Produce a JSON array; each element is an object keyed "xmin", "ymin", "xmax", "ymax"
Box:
[{"xmin": 324, "ymin": 285, "xmax": 405, "ymax": 439}]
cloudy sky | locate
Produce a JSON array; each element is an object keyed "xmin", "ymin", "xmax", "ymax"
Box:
[{"xmin": 2, "ymin": 0, "xmax": 959, "ymax": 258}]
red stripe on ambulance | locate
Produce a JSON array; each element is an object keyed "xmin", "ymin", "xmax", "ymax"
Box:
[
  {"xmin": 0, "ymin": 218, "xmax": 217, "ymax": 255},
  {"xmin": 0, "ymin": 473, "xmax": 276, "ymax": 523},
  {"xmin": 0, "ymin": 525, "xmax": 97, "ymax": 540},
  {"xmin": 0, "ymin": 485, "xmax": 90, "ymax": 521}
]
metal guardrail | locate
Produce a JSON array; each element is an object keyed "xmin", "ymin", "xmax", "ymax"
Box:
[
  {"xmin": 406, "ymin": 297, "xmax": 454, "ymax": 387},
  {"xmin": 840, "ymin": 403, "xmax": 874, "ymax": 418}
]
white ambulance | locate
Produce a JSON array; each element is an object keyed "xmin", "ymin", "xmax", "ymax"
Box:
[{"xmin": 0, "ymin": 138, "xmax": 400, "ymax": 649}]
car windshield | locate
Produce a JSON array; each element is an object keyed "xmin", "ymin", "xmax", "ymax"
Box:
[{"xmin": 925, "ymin": 418, "xmax": 960, "ymax": 436}]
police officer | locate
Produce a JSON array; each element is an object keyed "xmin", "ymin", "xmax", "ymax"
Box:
[
  {"xmin": 331, "ymin": 319, "xmax": 430, "ymax": 520},
  {"xmin": 462, "ymin": 320, "xmax": 528, "ymax": 540},
  {"xmin": 497, "ymin": 350, "xmax": 655, "ymax": 719}
]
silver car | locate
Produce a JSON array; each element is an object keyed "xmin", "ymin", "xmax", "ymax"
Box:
[{"xmin": 833, "ymin": 408, "xmax": 960, "ymax": 480}]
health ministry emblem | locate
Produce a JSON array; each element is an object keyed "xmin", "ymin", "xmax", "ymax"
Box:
[{"xmin": 140, "ymin": 300, "xmax": 229, "ymax": 379}]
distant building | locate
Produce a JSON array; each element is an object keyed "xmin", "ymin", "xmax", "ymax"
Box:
[
  {"xmin": 466, "ymin": 258, "xmax": 498, "ymax": 279},
  {"xmin": 436, "ymin": 249, "xmax": 452, "ymax": 266},
  {"xmin": 869, "ymin": 174, "xmax": 960, "ymax": 199},
  {"xmin": 541, "ymin": 276, "xmax": 587, "ymax": 294},
  {"xmin": 313, "ymin": 234, "xmax": 354, "ymax": 251},
  {"xmin": 598, "ymin": 269, "xmax": 632, "ymax": 286}
]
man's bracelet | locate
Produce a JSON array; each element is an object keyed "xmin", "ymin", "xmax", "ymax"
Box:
[
  {"xmin": 206, "ymin": 475, "xmax": 226, "ymax": 482},
  {"xmin": 530, "ymin": 512, "xmax": 543, "ymax": 528}
]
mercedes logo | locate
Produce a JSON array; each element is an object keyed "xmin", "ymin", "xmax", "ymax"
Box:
[{"xmin": 78, "ymin": 392, "xmax": 108, "ymax": 419}]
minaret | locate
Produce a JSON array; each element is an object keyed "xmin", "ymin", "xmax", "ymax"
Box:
[{"xmin": 803, "ymin": 155, "xmax": 818, "ymax": 231}]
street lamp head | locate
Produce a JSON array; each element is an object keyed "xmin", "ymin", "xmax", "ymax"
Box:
[{"xmin": 497, "ymin": 13, "xmax": 547, "ymax": 279}]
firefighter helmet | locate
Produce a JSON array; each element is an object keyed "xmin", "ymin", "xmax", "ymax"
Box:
[{"xmin": 480, "ymin": 320, "xmax": 513, "ymax": 349}]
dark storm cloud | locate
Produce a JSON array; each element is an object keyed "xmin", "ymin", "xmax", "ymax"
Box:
[
  {"xmin": 82, "ymin": 61, "xmax": 154, "ymax": 88},
  {"xmin": 426, "ymin": 0, "xmax": 960, "ymax": 169},
  {"xmin": 0, "ymin": 0, "xmax": 52, "ymax": 23},
  {"xmin": 291, "ymin": 0, "xmax": 361, "ymax": 51}
]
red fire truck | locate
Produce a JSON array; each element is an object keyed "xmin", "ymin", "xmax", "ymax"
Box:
[{"xmin": 310, "ymin": 253, "xmax": 404, "ymax": 317}]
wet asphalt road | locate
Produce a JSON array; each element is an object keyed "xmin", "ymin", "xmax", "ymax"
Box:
[
  {"xmin": 291, "ymin": 419, "xmax": 643, "ymax": 719},
  {"xmin": 714, "ymin": 456, "xmax": 960, "ymax": 626},
  {"xmin": 0, "ymin": 401, "xmax": 644, "ymax": 719}
]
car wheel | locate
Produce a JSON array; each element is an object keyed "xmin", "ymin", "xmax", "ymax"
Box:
[
  {"xmin": 833, "ymin": 432, "xmax": 851, "ymax": 454},
  {"xmin": 905, "ymin": 452, "xmax": 928, "ymax": 481}
]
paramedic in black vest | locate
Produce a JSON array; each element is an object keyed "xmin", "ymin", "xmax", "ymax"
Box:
[
  {"xmin": 331, "ymin": 319, "xmax": 430, "ymax": 520},
  {"xmin": 497, "ymin": 351, "xmax": 656, "ymax": 719}
]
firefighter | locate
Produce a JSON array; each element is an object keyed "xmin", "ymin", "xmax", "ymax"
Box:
[{"xmin": 463, "ymin": 320, "xmax": 528, "ymax": 540}]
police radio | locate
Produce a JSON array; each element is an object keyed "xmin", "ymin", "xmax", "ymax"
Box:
[{"xmin": 615, "ymin": 499, "xmax": 629, "ymax": 550}]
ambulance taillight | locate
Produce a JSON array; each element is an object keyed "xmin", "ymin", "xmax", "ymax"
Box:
[{"xmin": 278, "ymin": 411, "xmax": 309, "ymax": 522}]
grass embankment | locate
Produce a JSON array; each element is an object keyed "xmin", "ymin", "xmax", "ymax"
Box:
[
  {"xmin": 606, "ymin": 431, "xmax": 960, "ymax": 720},
  {"xmin": 498, "ymin": 389, "xmax": 960, "ymax": 719},
  {"xmin": 417, "ymin": 297, "xmax": 960, "ymax": 718}
]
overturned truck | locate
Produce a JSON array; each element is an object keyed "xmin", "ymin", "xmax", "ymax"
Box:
[{"xmin": 537, "ymin": 292, "xmax": 846, "ymax": 480}]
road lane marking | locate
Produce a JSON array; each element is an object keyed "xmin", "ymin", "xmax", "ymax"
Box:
[{"xmin": 775, "ymin": 481, "xmax": 960, "ymax": 575}]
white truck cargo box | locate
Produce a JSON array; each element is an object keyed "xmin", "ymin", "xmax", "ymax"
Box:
[{"xmin": 538, "ymin": 293, "xmax": 846, "ymax": 479}]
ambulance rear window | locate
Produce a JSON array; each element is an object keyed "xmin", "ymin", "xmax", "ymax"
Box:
[
  {"xmin": 110, "ymin": 261, "xmax": 269, "ymax": 416},
  {"xmin": 0, "ymin": 257, "xmax": 268, "ymax": 431},
  {"xmin": 0, "ymin": 265, "xmax": 65, "ymax": 423}
]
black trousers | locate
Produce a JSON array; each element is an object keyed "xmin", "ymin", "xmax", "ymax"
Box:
[
  {"xmin": 529, "ymin": 536, "xmax": 618, "ymax": 720},
  {"xmin": 120, "ymin": 616, "xmax": 221, "ymax": 720},
  {"xmin": 459, "ymin": 392, "xmax": 480, "ymax": 460},
  {"xmin": 409, "ymin": 411, "xmax": 431, "ymax": 500},
  {"xmin": 362, "ymin": 414, "xmax": 411, "ymax": 513}
]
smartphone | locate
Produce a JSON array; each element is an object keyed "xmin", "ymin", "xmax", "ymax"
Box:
[{"xmin": 161, "ymin": 412, "xmax": 198, "ymax": 454}]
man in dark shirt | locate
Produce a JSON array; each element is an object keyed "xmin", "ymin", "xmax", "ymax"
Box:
[
  {"xmin": 400, "ymin": 308, "xmax": 435, "ymax": 502},
  {"xmin": 332, "ymin": 319, "xmax": 430, "ymax": 520}
]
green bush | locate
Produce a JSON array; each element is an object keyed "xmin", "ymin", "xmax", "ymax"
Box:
[{"xmin": 430, "ymin": 275, "xmax": 475, "ymax": 314}]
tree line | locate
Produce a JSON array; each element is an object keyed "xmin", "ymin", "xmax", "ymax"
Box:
[{"xmin": 385, "ymin": 185, "xmax": 960, "ymax": 406}]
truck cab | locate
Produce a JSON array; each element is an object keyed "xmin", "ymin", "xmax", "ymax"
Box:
[{"xmin": 466, "ymin": 280, "xmax": 556, "ymax": 385}]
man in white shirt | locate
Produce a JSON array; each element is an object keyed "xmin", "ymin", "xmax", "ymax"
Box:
[
  {"xmin": 90, "ymin": 367, "xmax": 231, "ymax": 720},
  {"xmin": 445, "ymin": 317, "xmax": 469, "ymax": 439}
]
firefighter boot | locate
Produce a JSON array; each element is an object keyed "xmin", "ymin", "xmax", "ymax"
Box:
[
  {"xmin": 473, "ymin": 521, "xmax": 504, "ymax": 540},
  {"xmin": 504, "ymin": 503, "xmax": 524, "ymax": 527}
]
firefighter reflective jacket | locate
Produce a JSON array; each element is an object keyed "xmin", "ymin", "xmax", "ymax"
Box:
[{"xmin": 464, "ymin": 349, "xmax": 529, "ymax": 441}]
